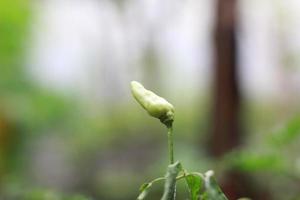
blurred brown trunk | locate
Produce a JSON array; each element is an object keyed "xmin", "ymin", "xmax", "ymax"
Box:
[
  {"xmin": 211, "ymin": 0, "xmax": 240, "ymax": 158},
  {"xmin": 210, "ymin": 1, "xmax": 271, "ymax": 199}
]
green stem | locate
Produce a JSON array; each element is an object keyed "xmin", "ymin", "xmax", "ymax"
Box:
[
  {"xmin": 167, "ymin": 126, "xmax": 174, "ymax": 164},
  {"xmin": 142, "ymin": 171, "xmax": 205, "ymax": 187}
]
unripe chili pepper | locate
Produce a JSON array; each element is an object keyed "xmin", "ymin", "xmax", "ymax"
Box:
[{"xmin": 131, "ymin": 81, "xmax": 174, "ymax": 127}]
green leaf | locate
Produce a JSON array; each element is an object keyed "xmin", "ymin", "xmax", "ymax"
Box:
[
  {"xmin": 201, "ymin": 171, "xmax": 228, "ymax": 200},
  {"xmin": 137, "ymin": 182, "xmax": 153, "ymax": 200},
  {"xmin": 185, "ymin": 174, "xmax": 203, "ymax": 200},
  {"xmin": 137, "ymin": 177, "xmax": 165, "ymax": 200},
  {"xmin": 161, "ymin": 161, "xmax": 182, "ymax": 200}
]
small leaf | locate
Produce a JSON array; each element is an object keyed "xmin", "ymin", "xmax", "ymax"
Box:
[
  {"xmin": 161, "ymin": 161, "xmax": 182, "ymax": 200},
  {"xmin": 201, "ymin": 171, "xmax": 228, "ymax": 200},
  {"xmin": 185, "ymin": 174, "xmax": 203, "ymax": 200},
  {"xmin": 139, "ymin": 183, "xmax": 150, "ymax": 191},
  {"xmin": 137, "ymin": 177, "xmax": 166, "ymax": 200},
  {"xmin": 137, "ymin": 182, "xmax": 153, "ymax": 200}
]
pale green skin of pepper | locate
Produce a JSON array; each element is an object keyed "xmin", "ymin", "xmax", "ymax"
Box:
[{"xmin": 131, "ymin": 81, "xmax": 175, "ymax": 127}]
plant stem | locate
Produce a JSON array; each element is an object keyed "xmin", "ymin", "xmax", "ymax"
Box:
[
  {"xmin": 141, "ymin": 171, "xmax": 205, "ymax": 187},
  {"xmin": 167, "ymin": 126, "xmax": 174, "ymax": 164}
]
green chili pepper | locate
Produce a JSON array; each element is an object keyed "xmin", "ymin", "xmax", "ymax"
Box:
[{"xmin": 131, "ymin": 81, "xmax": 175, "ymax": 127}]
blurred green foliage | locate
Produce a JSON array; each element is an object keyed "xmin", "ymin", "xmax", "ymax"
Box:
[
  {"xmin": 23, "ymin": 190, "xmax": 90, "ymax": 200},
  {"xmin": 4, "ymin": 188, "xmax": 90, "ymax": 200},
  {"xmin": 0, "ymin": 0, "xmax": 30, "ymax": 91},
  {"xmin": 0, "ymin": 0, "xmax": 30, "ymax": 177},
  {"xmin": 221, "ymin": 114, "xmax": 300, "ymax": 199}
]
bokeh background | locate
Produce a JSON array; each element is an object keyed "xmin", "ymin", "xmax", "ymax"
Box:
[{"xmin": 1, "ymin": 0, "xmax": 300, "ymax": 199}]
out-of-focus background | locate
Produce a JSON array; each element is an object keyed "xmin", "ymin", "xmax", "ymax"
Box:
[{"xmin": 1, "ymin": 0, "xmax": 300, "ymax": 199}]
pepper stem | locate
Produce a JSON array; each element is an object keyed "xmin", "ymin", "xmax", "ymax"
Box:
[{"xmin": 167, "ymin": 126, "xmax": 174, "ymax": 164}]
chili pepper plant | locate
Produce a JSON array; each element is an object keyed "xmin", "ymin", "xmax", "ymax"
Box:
[{"xmin": 131, "ymin": 81, "xmax": 230, "ymax": 200}]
